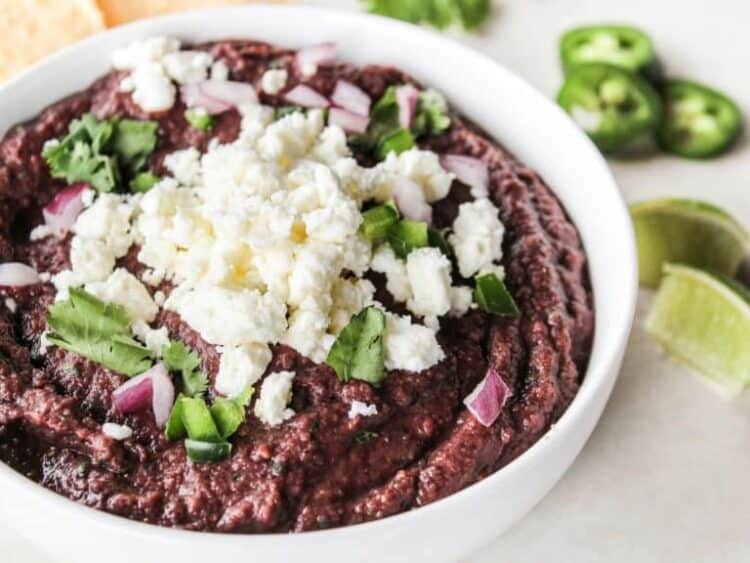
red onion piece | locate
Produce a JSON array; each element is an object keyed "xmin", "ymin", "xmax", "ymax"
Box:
[
  {"xmin": 112, "ymin": 363, "xmax": 174, "ymax": 427},
  {"xmin": 296, "ymin": 42, "xmax": 337, "ymax": 76},
  {"xmin": 440, "ymin": 154, "xmax": 490, "ymax": 198},
  {"xmin": 283, "ymin": 85, "xmax": 330, "ymax": 108},
  {"xmin": 43, "ymin": 183, "xmax": 88, "ymax": 234},
  {"xmin": 393, "ymin": 176, "xmax": 432, "ymax": 224},
  {"xmin": 149, "ymin": 363, "xmax": 175, "ymax": 428},
  {"xmin": 329, "ymin": 108, "xmax": 370, "ymax": 134},
  {"xmin": 331, "ymin": 80, "xmax": 371, "ymax": 117},
  {"xmin": 0, "ymin": 263, "xmax": 40, "ymax": 287},
  {"xmin": 180, "ymin": 81, "xmax": 258, "ymax": 114},
  {"xmin": 464, "ymin": 368, "xmax": 510, "ymax": 427},
  {"xmin": 112, "ymin": 372, "xmax": 153, "ymax": 415},
  {"xmin": 396, "ymin": 84, "xmax": 420, "ymax": 130}
]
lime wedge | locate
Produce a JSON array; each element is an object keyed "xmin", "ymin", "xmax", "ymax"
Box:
[
  {"xmin": 630, "ymin": 198, "xmax": 749, "ymax": 287},
  {"xmin": 645, "ymin": 263, "xmax": 750, "ymax": 398}
]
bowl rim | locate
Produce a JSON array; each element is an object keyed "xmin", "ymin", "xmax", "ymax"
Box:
[{"xmin": 0, "ymin": 3, "xmax": 638, "ymax": 545}]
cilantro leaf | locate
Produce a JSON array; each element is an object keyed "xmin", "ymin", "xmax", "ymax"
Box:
[
  {"xmin": 162, "ymin": 341, "xmax": 208, "ymax": 398},
  {"xmin": 363, "ymin": 0, "xmax": 492, "ymax": 31},
  {"xmin": 42, "ymin": 113, "xmax": 158, "ymax": 194},
  {"xmin": 326, "ymin": 306, "xmax": 386, "ymax": 385},
  {"xmin": 46, "ymin": 288, "xmax": 152, "ymax": 376}
]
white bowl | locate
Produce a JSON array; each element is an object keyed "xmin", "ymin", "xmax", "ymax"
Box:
[{"xmin": 0, "ymin": 5, "xmax": 637, "ymax": 563}]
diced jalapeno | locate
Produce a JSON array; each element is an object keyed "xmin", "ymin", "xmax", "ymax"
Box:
[
  {"xmin": 387, "ymin": 219, "xmax": 429, "ymax": 259},
  {"xmin": 557, "ymin": 63, "xmax": 662, "ymax": 153},
  {"xmin": 474, "ymin": 273, "xmax": 519, "ymax": 316},
  {"xmin": 360, "ymin": 205, "xmax": 399, "ymax": 242},
  {"xmin": 656, "ymin": 80, "xmax": 743, "ymax": 159},
  {"xmin": 185, "ymin": 439, "xmax": 232, "ymax": 463},
  {"xmin": 560, "ymin": 25, "xmax": 659, "ymax": 79}
]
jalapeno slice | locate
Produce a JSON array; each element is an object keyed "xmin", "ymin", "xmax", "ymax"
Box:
[
  {"xmin": 557, "ymin": 64, "xmax": 662, "ymax": 152},
  {"xmin": 560, "ymin": 25, "xmax": 657, "ymax": 77},
  {"xmin": 656, "ymin": 80, "xmax": 743, "ymax": 159}
]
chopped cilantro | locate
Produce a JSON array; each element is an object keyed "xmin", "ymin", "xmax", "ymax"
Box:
[
  {"xmin": 185, "ymin": 109, "xmax": 214, "ymax": 132},
  {"xmin": 354, "ymin": 430, "xmax": 380, "ymax": 443},
  {"xmin": 326, "ymin": 306, "xmax": 386, "ymax": 386},
  {"xmin": 363, "ymin": 0, "xmax": 492, "ymax": 31},
  {"xmin": 129, "ymin": 171, "xmax": 160, "ymax": 193},
  {"xmin": 46, "ymin": 288, "xmax": 152, "ymax": 377},
  {"xmin": 42, "ymin": 113, "xmax": 158, "ymax": 194},
  {"xmin": 162, "ymin": 341, "xmax": 208, "ymax": 398}
]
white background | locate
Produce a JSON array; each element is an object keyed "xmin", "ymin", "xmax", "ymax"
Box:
[{"xmin": 5, "ymin": 0, "xmax": 750, "ymax": 561}]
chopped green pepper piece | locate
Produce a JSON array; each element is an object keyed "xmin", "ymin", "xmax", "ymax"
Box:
[
  {"xmin": 376, "ymin": 128, "xmax": 415, "ymax": 159},
  {"xmin": 474, "ymin": 273, "xmax": 520, "ymax": 316},
  {"xmin": 560, "ymin": 25, "xmax": 658, "ymax": 78},
  {"xmin": 185, "ymin": 439, "xmax": 232, "ymax": 463},
  {"xmin": 387, "ymin": 219, "xmax": 429, "ymax": 259},
  {"xmin": 428, "ymin": 227, "xmax": 453, "ymax": 258},
  {"xmin": 185, "ymin": 109, "xmax": 214, "ymax": 132},
  {"xmin": 360, "ymin": 205, "xmax": 400, "ymax": 242},
  {"xmin": 656, "ymin": 80, "xmax": 743, "ymax": 159},
  {"xmin": 180, "ymin": 397, "xmax": 221, "ymax": 443},
  {"xmin": 557, "ymin": 63, "xmax": 662, "ymax": 153},
  {"xmin": 165, "ymin": 394, "xmax": 187, "ymax": 441},
  {"xmin": 129, "ymin": 172, "xmax": 160, "ymax": 193},
  {"xmin": 210, "ymin": 387, "xmax": 254, "ymax": 440}
]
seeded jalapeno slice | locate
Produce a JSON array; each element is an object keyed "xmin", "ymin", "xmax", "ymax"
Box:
[
  {"xmin": 557, "ymin": 64, "xmax": 662, "ymax": 152},
  {"xmin": 656, "ymin": 80, "xmax": 743, "ymax": 159},
  {"xmin": 560, "ymin": 25, "xmax": 658, "ymax": 77}
]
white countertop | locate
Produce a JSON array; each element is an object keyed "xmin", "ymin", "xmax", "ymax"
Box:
[{"xmin": 5, "ymin": 0, "xmax": 750, "ymax": 561}]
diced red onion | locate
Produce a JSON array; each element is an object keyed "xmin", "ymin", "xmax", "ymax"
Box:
[
  {"xmin": 396, "ymin": 84, "xmax": 420, "ymax": 130},
  {"xmin": 331, "ymin": 80, "xmax": 371, "ymax": 117},
  {"xmin": 42, "ymin": 183, "xmax": 88, "ymax": 234},
  {"xmin": 283, "ymin": 85, "xmax": 330, "ymax": 108},
  {"xmin": 112, "ymin": 372, "xmax": 153, "ymax": 415},
  {"xmin": 149, "ymin": 363, "xmax": 174, "ymax": 428},
  {"xmin": 329, "ymin": 108, "xmax": 370, "ymax": 134},
  {"xmin": 440, "ymin": 154, "xmax": 490, "ymax": 198},
  {"xmin": 464, "ymin": 368, "xmax": 510, "ymax": 427},
  {"xmin": 393, "ymin": 176, "xmax": 432, "ymax": 224},
  {"xmin": 112, "ymin": 363, "xmax": 174, "ymax": 427},
  {"xmin": 0, "ymin": 263, "xmax": 40, "ymax": 287},
  {"xmin": 296, "ymin": 42, "xmax": 337, "ymax": 76},
  {"xmin": 180, "ymin": 80, "xmax": 258, "ymax": 114}
]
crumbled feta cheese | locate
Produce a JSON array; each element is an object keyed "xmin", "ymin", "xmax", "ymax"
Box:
[
  {"xmin": 349, "ymin": 400, "xmax": 378, "ymax": 419},
  {"xmin": 125, "ymin": 61, "xmax": 177, "ymax": 113},
  {"xmin": 74, "ymin": 194, "xmax": 135, "ymax": 257},
  {"xmin": 51, "ymin": 270, "xmax": 84, "ymax": 302},
  {"xmin": 102, "ymin": 423, "xmax": 133, "ymax": 440},
  {"xmin": 370, "ymin": 245, "xmax": 412, "ymax": 303},
  {"xmin": 164, "ymin": 147, "xmax": 202, "ymax": 186},
  {"xmin": 449, "ymin": 286, "xmax": 474, "ymax": 317},
  {"xmin": 330, "ymin": 278, "xmax": 375, "ymax": 334},
  {"xmin": 210, "ymin": 60, "xmax": 229, "ymax": 81},
  {"xmin": 4, "ymin": 298, "xmax": 17, "ymax": 313},
  {"xmin": 449, "ymin": 199, "xmax": 505, "ymax": 278},
  {"xmin": 112, "ymin": 37, "xmax": 180, "ymax": 70},
  {"xmin": 406, "ymin": 248, "xmax": 452, "ymax": 319},
  {"xmin": 215, "ymin": 343, "xmax": 272, "ymax": 398},
  {"xmin": 70, "ymin": 237, "xmax": 116, "ymax": 283},
  {"xmin": 153, "ymin": 290, "xmax": 166, "ymax": 306},
  {"xmin": 29, "ymin": 224, "xmax": 54, "ymax": 241},
  {"xmin": 384, "ymin": 313, "xmax": 445, "ymax": 372},
  {"xmin": 254, "ymin": 371, "xmax": 295, "ymax": 426},
  {"xmin": 261, "ymin": 68, "xmax": 288, "ymax": 95},
  {"xmin": 378, "ymin": 149, "xmax": 454, "ymax": 202},
  {"xmin": 166, "ymin": 286, "xmax": 286, "ymax": 346},
  {"xmin": 85, "ymin": 269, "xmax": 158, "ymax": 323},
  {"xmin": 283, "ymin": 304, "xmax": 334, "ymax": 364},
  {"xmin": 162, "ymin": 50, "xmax": 212, "ymax": 84},
  {"xmin": 131, "ymin": 320, "xmax": 170, "ymax": 356}
]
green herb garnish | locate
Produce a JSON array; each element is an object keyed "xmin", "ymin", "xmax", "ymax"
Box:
[
  {"xmin": 360, "ymin": 204, "xmax": 400, "ymax": 242},
  {"xmin": 326, "ymin": 306, "xmax": 386, "ymax": 386},
  {"xmin": 387, "ymin": 219, "xmax": 429, "ymax": 259},
  {"xmin": 46, "ymin": 288, "xmax": 152, "ymax": 377},
  {"xmin": 185, "ymin": 109, "xmax": 214, "ymax": 132},
  {"xmin": 162, "ymin": 341, "xmax": 208, "ymax": 398},
  {"xmin": 474, "ymin": 273, "xmax": 520, "ymax": 316},
  {"xmin": 129, "ymin": 171, "xmax": 160, "ymax": 193},
  {"xmin": 42, "ymin": 113, "xmax": 158, "ymax": 193},
  {"xmin": 363, "ymin": 0, "xmax": 492, "ymax": 31}
]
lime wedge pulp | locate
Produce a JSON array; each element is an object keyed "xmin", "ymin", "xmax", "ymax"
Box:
[
  {"xmin": 645, "ymin": 263, "xmax": 750, "ymax": 398},
  {"xmin": 630, "ymin": 198, "xmax": 749, "ymax": 288}
]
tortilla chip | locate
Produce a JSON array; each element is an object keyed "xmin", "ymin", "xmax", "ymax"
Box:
[
  {"xmin": 98, "ymin": 0, "xmax": 289, "ymax": 27},
  {"xmin": 0, "ymin": 0, "xmax": 105, "ymax": 82}
]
